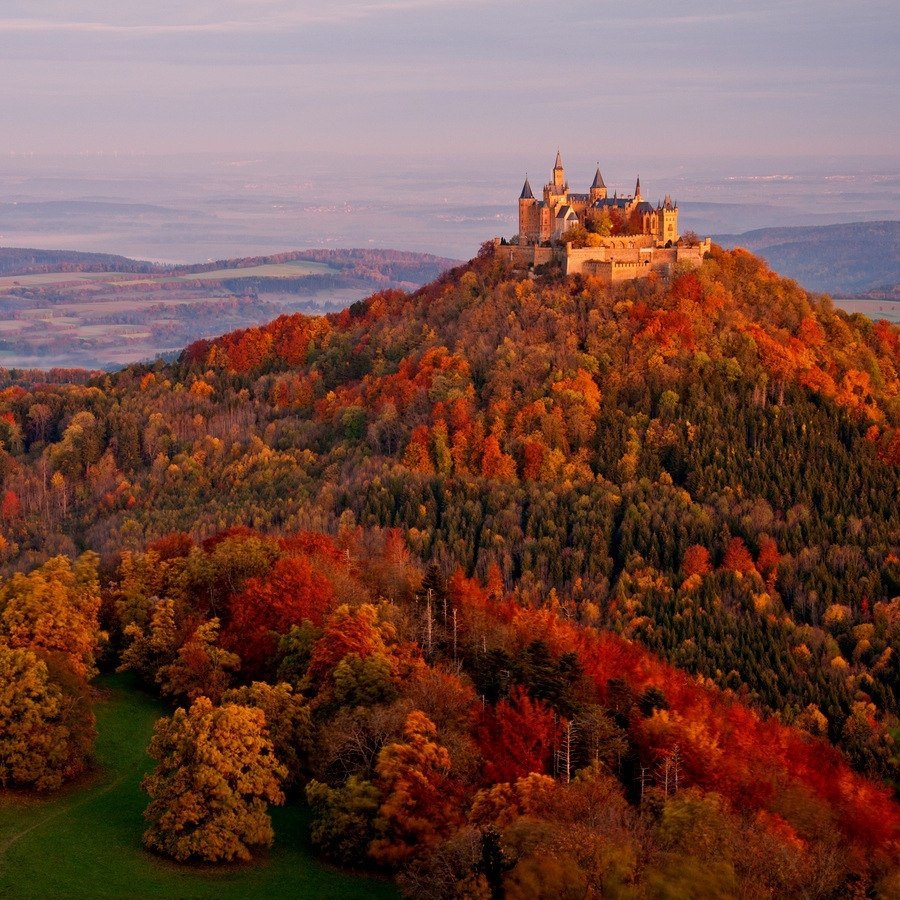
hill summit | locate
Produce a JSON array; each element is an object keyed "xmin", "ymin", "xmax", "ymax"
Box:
[{"xmin": 505, "ymin": 151, "xmax": 710, "ymax": 282}]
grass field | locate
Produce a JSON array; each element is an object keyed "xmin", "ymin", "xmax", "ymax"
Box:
[
  {"xmin": 167, "ymin": 261, "xmax": 336, "ymax": 281},
  {"xmin": 0, "ymin": 674, "xmax": 396, "ymax": 899},
  {"xmin": 0, "ymin": 272, "xmax": 125, "ymax": 290},
  {"xmin": 0, "ymin": 260, "xmax": 336, "ymax": 292},
  {"xmin": 833, "ymin": 297, "xmax": 900, "ymax": 324}
]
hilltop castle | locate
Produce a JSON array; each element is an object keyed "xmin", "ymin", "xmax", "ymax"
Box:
[{"xmin": 497, "ymin": 151, "xmax": 710, "ymax": 283}]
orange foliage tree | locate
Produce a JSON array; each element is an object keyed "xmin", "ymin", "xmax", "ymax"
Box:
[
  {"xmin": 0, "ymin": 553, "xmax": 102, "ymax": 679},
  {"xmin": 369, "ymin": 710, "xmax": 461, "ymax": 866},
  {"xmin": 142, "ymin": 697, "xmax": 285, "ymax": 862}
]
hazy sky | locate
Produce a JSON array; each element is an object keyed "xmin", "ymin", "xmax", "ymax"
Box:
[{"xmin": 3, "ymin": 0, "xmax": 898, "ymax": 164}]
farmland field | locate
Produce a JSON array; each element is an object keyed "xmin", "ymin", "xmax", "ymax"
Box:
[
  {"xmin": 0, "ymin": 248, "xmax": 456, "ymax": 369},
  {"xmin": 0, "ymin": 260, "xmax": 335, "ymax": 292},
  {"xmin": 166, "ymin": 260, "xmax": 336, "ymax": 281},
  {"xmin": 0, "ymin": 673, "xmax": 396, "ymax": 899}
]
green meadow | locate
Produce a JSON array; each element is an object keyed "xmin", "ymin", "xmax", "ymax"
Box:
[{"xmin": 0, "ymin": 674, "xmax": 395, "ymax": 899}]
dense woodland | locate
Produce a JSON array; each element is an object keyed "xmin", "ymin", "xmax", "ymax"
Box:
[{"xmin": 0, "ymin": 244, "xmax": 898, "ymax": 894}]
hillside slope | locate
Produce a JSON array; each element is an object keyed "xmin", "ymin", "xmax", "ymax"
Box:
[
  {"xmin": 715, "ymin": 220, "xmax": 900, "ymax": 294},
  {"xmin": 0, "ymin": 244, "xmax": 898, "ymax": 779}
]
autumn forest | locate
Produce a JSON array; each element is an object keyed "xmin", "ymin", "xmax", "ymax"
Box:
[{"xmin": 1, "ymin": 243, "xmax": 899, "ymax": 897}]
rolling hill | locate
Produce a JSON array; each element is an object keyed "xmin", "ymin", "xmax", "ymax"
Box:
[{"xmin": 714, "ymin": 220, "xmax": 900, "ymax": 295}]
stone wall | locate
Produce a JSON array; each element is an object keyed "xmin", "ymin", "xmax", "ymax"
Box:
[
  {"xmin": 495, "ymin": 244, "xmax": 556, "ymax": 269},
  {"xmin": 493, "ymin": 237, "xmax": 710, "ymax": 282}
]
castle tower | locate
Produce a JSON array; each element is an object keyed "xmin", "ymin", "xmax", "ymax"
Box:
[
  {"xmin": 634, "ymin": 176, "xmax": 642, "ymax": 200},
  {"xmin": 589, "ymin": 164, "xmax": 607, "ymax": 202},
  {"xmin": 542, "ymin": 150, "xmax": 569, "ymax": 223},
  {"xmin": 658, "ymin": 194, "xmax": 679, "ymax": 245},
  {"xmin": 518, "ymin": 176, "xmax": 537, "ymax": 243}
]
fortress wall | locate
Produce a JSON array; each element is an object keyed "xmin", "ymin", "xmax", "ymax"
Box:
[
  {"xmin": 495, "ymin": 244, "xmax": 556, "ymax": 269},
  {"xmin": 495, "ymin": 238, "xmax": 709, "ymax": 280},
  {"xmin": 610, "ymin": 260, "xmax": 655, "ymax": 282},
  {"xmin": 565, "ymin": 243, "xmax": 653, "ymax": 274},
  {"xmin": 675, "ymin": 241, "xmax": 711, "ymax": 266},
  {"xmin": 577, "ymin": 259, "xmax": 655, "ymax": 283}
]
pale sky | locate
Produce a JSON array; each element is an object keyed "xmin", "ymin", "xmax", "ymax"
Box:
[{"xmin": 2, "ymin": 1, "xmax": 898, "ymax": 162}]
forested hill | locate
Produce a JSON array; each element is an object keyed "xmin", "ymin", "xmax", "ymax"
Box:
[
  {"xmin": 0, "ymin": 245, "xmax": 459, "ymax": 288},
  {"xmin": 0, "ymin": 246, "xmax": 162, "ymax": 275},
  {"xmin": 2, "ymin": 243, "xmax": 899, "ymax": 891},
  {"xmin": 714, "ymin": 220, "xmax": 900, "ymax": 295}
]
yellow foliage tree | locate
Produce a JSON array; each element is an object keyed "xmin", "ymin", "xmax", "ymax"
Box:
[
  {"xmin": 0, "ymin": 553, "xmax": 102, "ymax": 679},
  {"xmin": 141, "ymin": 696, "xmax": 286, "ymax": 862},
  {"xmin": 0, "ymin": 645, "xmax": 95, "ymax": 790},
  {"xmin": 222, "ymin": 681, "xmax": 313, "ymax": 790},
  {"xmin": 118, "ymin": 597, "xmax": 181, "ymax": 684}
]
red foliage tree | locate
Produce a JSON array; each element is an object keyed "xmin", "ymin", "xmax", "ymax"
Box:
[
  {"xmin": 147, "ymin": 532, "xmax": 194, "ymax": 562},
  {"xmin": 722, "ymin": 537, "xmax": 757, "ymax": 576},
  {"xmin": 520, "ymin": 439, "xmax": 546, "ymax": 481},
  {"xmin": 1, "ymin": 489, "xmax": 21, "ymax": 520},
  {"xmin": 225, "ymin": 555, "xmax": 334, "ymax": 672},
  {"xmin": 476, "ymin": 686, "xmax": 559, "ymax": 784},
  {"xmin": 681, "ymin": 544, "xmax": 711, "ymax": 579},
  {"xmin": 305, "ymin": 603, "xmax": 388, "ymax": 692},
  {"xmin": 480, "ymin": 435, "xmax": 517, "ymax": 480},
  {"xmin": 756, "ymin": 536, "xmax": 781, "ymax": 585}
]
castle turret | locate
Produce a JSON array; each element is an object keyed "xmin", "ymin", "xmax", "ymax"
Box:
[
  {"xmin": 542, "ymin": 150, "xmax": 569, "ymax": 219},
  {"xmin": 589, "ymin": 164, "xmax": 607, "ymax": 202},
  {"xmin": 552, "ymin": 150, "xmax": 566, "ymax": 190}
]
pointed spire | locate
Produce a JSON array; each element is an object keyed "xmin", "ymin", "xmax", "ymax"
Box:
[
  {"xmin": 554, "ymin": 149, "xmax": 563, "ymax": 170},
  {"xmin": 635, "ymin": 175, "xmax": 641, "ymax": 198},
  {"xmin": 591, "ymin": 164, "xmax": 605, "ymax": 189},
  {"xmin": 519, "ymin": 176, "xmax": 534, "ymax": 200}
]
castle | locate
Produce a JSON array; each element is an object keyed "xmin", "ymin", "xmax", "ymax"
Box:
[{"xmin": 497, "ymin": 151, "xmax": 710, "ymax": 283}]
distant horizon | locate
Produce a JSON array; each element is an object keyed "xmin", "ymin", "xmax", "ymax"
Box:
[
  {"xmin": 3, "ymin": 1, "xmax": 898, "ymax": 262},
  {"xmin": 1, "ymin": 149, "xmax": 898, "ymax": 264}
]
